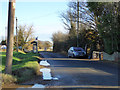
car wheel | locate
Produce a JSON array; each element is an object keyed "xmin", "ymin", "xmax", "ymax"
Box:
[
  {"xmin": 85, "ymin": 55, "xmax": 88, "ymax": 59},
  {"xmin": 68, "ymin": 55, "xmax": 70, "ymax": 58},
  {"xmin": 68, "ymin": 54, "xmax": 71, "ymax": 58},
  {"xmin": 72, "ymin": 54, "xmax": 75, "ymax": 58}
]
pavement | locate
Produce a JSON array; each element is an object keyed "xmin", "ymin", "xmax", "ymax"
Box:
[{"xmin": 39, "ymin": 51, "xmax": 120, "ymax": 89}]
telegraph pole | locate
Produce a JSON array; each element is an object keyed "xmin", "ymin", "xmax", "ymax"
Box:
[
  {"xmin": 77, "ymin": 0, "xmax": 79, "ymax": 47},
  {"xmin": 16, "ymin": 17, "xmax": 18, "ymax": 52},
  {"xmin": 5, "ymin": 27, "xmax": 7, "ymax": 44},
  {"xmin": 5, "ymin": 0, "xmax": 16, "ymax": 74}
]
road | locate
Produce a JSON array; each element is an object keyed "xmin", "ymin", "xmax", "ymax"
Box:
[{"xmin": 39, "ymin": 51, "xmax": 119, "ymax": 88}]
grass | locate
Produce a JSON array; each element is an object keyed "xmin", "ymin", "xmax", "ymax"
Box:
[
  {"xmin": 0, "ymin": 50, "xmax": 42, "ymax": 85},
  {"xmin": 38, "ymin": 49, "xmax": 53, "ymax": 51}
]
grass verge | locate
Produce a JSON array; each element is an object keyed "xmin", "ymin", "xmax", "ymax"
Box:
[{"xmin": 0, "ymin": 50, "xmax": 42, "ymax": 85}]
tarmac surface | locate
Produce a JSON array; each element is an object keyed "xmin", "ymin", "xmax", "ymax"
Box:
[{"xmin": 39, "ymin": 51, "xmax": 119, "ymax": 88}]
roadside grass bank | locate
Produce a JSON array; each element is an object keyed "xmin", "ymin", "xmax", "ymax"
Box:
[{"xmin": 0, "ymin": 50, "xmax": 43, "ymax": 86}]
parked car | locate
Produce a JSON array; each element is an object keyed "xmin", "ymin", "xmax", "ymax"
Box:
[
  {"xmin": 68, "ymin": 47, "xmax": 87, "ymax": 58},
  {"xmin": 1, "ymin": 45, "xmax": 7, "ymax": 49}
]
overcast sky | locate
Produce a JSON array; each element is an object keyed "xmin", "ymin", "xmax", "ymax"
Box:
[{"xmin": 1, "ymin": 0, "xmax": 69, "ymax": 42}]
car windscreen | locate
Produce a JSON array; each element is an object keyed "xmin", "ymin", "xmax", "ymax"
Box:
[{"xmin": 74, "ymin": 48, "xmax": 84, "ymax": 51}]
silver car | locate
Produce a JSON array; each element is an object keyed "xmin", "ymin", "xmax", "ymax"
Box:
[{"xmin": 68, "ymin": 47, "xmax": 86, "ymax": 58}]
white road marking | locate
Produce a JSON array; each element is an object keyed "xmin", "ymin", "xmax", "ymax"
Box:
[
  {"xmin": 40, "ymin": 68, "xmax": 52, "ymax": 80},
  {"xmin": 40, "ymin": 60, "xmax": 50, "ymax": 66},
  {"xmin": 32, "ymin": 84, "xmax": 45, "ymax": 88},
  {"xmin": 52, "ymin": 77, "xmax": 59, "ymax": 80},
  {"xmin": 39, "ymin": 60, "xmax": 59, "ymax": 80}
]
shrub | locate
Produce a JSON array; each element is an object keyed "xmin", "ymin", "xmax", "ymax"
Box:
[
  {"xmin": 13, "ymin": 67, "xmax": 35, "ymax": 83},
  {"xmin": 2, "ymin": 73, "xmax": 17, "ymax": 85}
]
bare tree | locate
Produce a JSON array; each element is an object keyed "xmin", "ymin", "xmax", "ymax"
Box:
[{"xmin": 15, "ymin": 25, "xmax": 34, "ymax": 50}]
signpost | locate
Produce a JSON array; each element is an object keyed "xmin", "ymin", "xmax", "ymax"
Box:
[{"xmin": 31, "ymin": 37, "xmax": 38, "ymax": 53}]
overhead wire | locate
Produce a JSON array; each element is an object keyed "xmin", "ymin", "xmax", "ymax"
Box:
[{"xmin": 17, "ymin": 11, "xmax": 58, "ymax": 23}]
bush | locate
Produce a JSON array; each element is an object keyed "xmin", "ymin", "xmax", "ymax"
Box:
[
  {"xmin": 2, "ymin": 73, "xmax": 17, "ymax": 85},
  {"xmin": 12, "ymin": 67, "xmax": 35, "ymax": 83}
]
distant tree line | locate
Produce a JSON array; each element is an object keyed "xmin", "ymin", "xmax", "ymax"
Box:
[
  {"xmin": 52, "ymin": 1, "xmax": 120, "ymax": 55},
  {"xmin": 14, "ymin": 25, "xmax": 34, "ymax": 50},
  {"xmin": 13, "ymin": 25, "xmax": 52, "ymax": 51}
]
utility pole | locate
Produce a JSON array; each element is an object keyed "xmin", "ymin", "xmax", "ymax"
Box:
[
  {"xmin": 36, "ymin": 37, "xmax": 38, "ymax": 53},
  {"xmin": 5, "ymin": 27, "xmax": 7, "ymax": 44},
  {"xmin": 5, "ymin": 0, "xmax": 16, "ymax": 74},
  {"xmin": 16, "ymin": 17, "xmax": 18, "ymax": 52},
  {"xmin": 77, "ymin": 0, "xmax": 79, "ymax": 47}
]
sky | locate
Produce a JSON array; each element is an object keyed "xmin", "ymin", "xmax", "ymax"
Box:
[{"xmin": 1, "ymin": 0, "xmax": 69, "ymax": 43}]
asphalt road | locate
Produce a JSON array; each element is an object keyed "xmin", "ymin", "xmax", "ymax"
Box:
[{"xmin": 39, "ymin": 51, "xmax": 119, "ymax": 88}]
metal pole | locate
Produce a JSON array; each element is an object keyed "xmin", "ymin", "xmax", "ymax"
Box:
[
  {"xmin": 16, "ymin": 17, "xmax": 18, "ymax": 52},
  {"xmin": 77, "ymin": 0, "xmax": 79, "ymax": 47},
  {"xmin": 5, "ymin": 0, "xmax": 16, "ymax": 74}
]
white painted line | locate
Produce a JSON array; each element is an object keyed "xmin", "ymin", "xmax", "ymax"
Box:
[
  {"xmin": 32, "ymin": 84, "xmax": 45, "ymax": 88},
  {"xmin": 52, "ymin": 77, "xmax": 59, "ymax": 80},
  {"xmin": 40, "ymin": 68, "xmax": 52, "ymax": 80},
  {"xmin": 40, "ymin": 60, "xmax": 50, "ymax": 66},
  {"xmin": 39, "ymin": 60, "xmax": 59, "ymax": 81}
]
